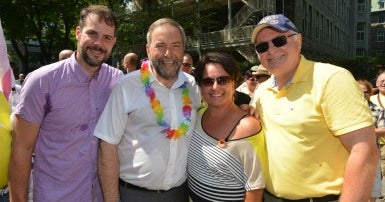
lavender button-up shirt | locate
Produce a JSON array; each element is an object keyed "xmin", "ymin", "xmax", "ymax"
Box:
[{"xmin": 14, "ymin": 54, "xmax": 123, "ymax": 201}]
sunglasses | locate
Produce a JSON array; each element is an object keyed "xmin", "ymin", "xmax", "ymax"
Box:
[
  {"xmin": 182, "ymin": 63, "xmax": 192, "ymax": 67},
  {"xmin": 248, "ymin": 75, "xmax": 269, "ymax": 81},
  {"xmin": 201, "ymin": 76, "xmax": 232, "ymax": 87},
  {"xmin": 255, "ymin": 33, "xmax": 297, "ymax": 53}
]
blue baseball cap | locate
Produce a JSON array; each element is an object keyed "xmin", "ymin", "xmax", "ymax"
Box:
[{"xmin": 251, "ymin": 14, "xmax": 299, "ymax": 43}]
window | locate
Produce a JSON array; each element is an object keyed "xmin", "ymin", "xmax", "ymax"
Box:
[
  {"xmin": 378, "ymin": 31, "xmax": 385, "ymax": 42},
  {"xmin": 380, "ymin": 2, "xmax": 384, "ymax": 9},
  {"xmin": 356, "ymin": 22, "xmax": 365, "ymax": 41},
  {"xmin": 357, "ymin": 0, "xmax": 366, "ymax": 12},
  {"xmin": 356, "ymin": 48, "xmax": 365, "ymax": 56},
  {"xmin": 379, "ymin": 15, "xmax": 385, "ymax": 23}
]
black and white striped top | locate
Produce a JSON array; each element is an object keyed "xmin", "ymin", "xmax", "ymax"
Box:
[{"xmin": 187, "ymin": 112, "xmax": 265, "ymax": 202}]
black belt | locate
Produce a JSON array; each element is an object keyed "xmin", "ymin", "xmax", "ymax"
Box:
[
  {"xmin": 119, "ymin": 179, "xmax": 182, "ymax": 193},
  {"xmin": 265, "ymin": 190, "xmax": 339, "ymax": 202}
]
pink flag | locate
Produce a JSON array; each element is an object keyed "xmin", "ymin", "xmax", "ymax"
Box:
[{"xmin": 0, "ymin": 19, "xmax": 12, "ymax": 100}]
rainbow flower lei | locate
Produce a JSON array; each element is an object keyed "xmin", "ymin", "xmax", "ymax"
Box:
[{"xmin": 140, "ymin": 60, "xmax": 193, "ymax": 139}]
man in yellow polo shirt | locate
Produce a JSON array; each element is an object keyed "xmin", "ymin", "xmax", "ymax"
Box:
[
  {"xmin": 0, "ymin": 91, "xmax": 11, "ymax": 201},
  {"xmin": 250, "ymin": 14, "xmax": 378, "ymax": 201}
]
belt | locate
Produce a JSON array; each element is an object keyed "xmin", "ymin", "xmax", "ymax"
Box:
[
  {"xmin": 0, "ymin": 186, "xmax": 8, "ymax": 196},
  {"xmin": 119, "ymin": 179, "xmax": 180, "ymax": 193},
  {"xmin": 265, "ymin": 190, "xmax": 339, "ymax": 202}
]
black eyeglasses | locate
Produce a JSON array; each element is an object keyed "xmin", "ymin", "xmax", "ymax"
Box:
[
  {"xmin": 182, "ymin": 63, "xmax": 192, "ymax": 67},
  {"xmin": 255, "ymin": 33, "xmax": 297, "ymax": 53},
  {"xmin": 201, "ymin": 76, "xmax": 232, "ymax": 87}
]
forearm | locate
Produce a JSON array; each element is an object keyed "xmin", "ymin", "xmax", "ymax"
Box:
[
  {"xmin": 98, "ymin": 140, "xmax": 120, "ymax": 202},
  {"xmin": 8, "ymin": 143, "xmax": 33, "ymax": 201},
  {"xmin": 340, "ymin": 144, "xmax": 378, "ymax": 201},
  {"xmin": 244, "ymin": 189, "xmax": 263, "ymax": 202},
  {"xmin": 9, "ymin": 115, "xmax": 39, "ymax": 202}
]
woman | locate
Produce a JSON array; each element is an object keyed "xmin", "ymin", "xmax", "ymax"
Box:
[{"xmin": 188, "ymin": 52, "xmax": 264, "ymax": 202}]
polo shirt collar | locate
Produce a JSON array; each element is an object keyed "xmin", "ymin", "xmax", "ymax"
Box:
[{"xmin": 269, "ymin": 55, "xmax": 311, "ymax": 89}]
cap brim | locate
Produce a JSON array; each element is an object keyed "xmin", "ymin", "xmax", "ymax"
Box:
[{"xmin": 251, "ymin": 24, "xmax": 270, "ymax": 44}]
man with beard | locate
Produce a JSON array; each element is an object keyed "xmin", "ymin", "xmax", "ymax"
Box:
[
  {"xmin": 8, "ymin": 5, "xmax": 123, "ymax": 201},
  {"xmin": 94, "ymin": 18, "xmax": 201, "ymax": 202}
]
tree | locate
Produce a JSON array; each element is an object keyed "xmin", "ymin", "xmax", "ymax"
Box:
[{"xmin": 0, "ymin": 0, "xmax": 124, "ymax": 74}]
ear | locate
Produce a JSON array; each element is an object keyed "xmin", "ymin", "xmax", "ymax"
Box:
[
  {"xmin": 295, "ymin": 33, "xmax": 302, "ymax": 52},
  {"xmin": 146, "ymin": 44, "xmax": 150, "ymax": 57},
  {"xmin": 75, "ymin": 26, "xmax": 81, "ymax": 41}
]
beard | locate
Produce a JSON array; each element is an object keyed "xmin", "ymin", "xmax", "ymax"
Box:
[
  {"xmin": 150, "ymin": 58, "xmax": 181, "ymax": 80},
  {"xmin": 80, "ymin": 45, "xmax": 110, "ymax": 67}
]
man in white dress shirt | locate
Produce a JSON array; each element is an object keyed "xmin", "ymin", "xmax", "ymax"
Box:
[{"xmin": 94, "ymin": 18, "xmax": 201, "ymax": 202}]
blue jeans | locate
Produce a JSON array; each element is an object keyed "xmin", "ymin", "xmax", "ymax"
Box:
[{"xmin": 0, "ymin": 193, "xmax": 9, "ymax": 202}]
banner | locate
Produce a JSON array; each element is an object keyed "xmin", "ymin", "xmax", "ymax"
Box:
[{"xmin": 0, "ymin": 19, "xmax": 12, "ymax": 100}]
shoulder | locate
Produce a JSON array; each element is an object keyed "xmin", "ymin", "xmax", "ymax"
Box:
[
  {"xmin": 236, "ymin": 115, "xmax": 261, "ymax": 139},
  {"xmin": 102, "ymin": 64, "xmax": 123, "ymax": 76},
  {"xmin": 24, "ymin": 61, "xmax": 65, "ymax": 85}
]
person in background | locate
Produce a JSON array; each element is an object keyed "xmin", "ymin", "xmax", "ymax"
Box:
[
  {"xmin": 250, "ymin": 14, "xmax": 378, "ymax": 201},
  {"xmin": 15, "ymin": 74, "xmax": 25, "ymax": 86},
  {"xmin": 122, "ymin": 52, "xmax": 138, "ymax": 73},
  {"xmin": 188, "ymin": 52, "xmax": 264, "ymax": 202},
  {"xmin": 357, "ymin": 79, "xmax": 383, "ymax": 202},
  {"xmin": 236, "ymin": 64, "xmax": 270, "ymax": 98},
  {"xmin": 58, "ymin": 49, "xmax": 74, "ymax": 60},
  {"xmin": 181, "ymin": 53, "xmax": 193, "ymax": 75},
  {"xmin": 371, "ymin": 71, "xmax": 385, "ymax": 179},
  {"xmin": 0, "ymin": 92, "xmax": 11, "ymax": 202},
  {"xmin": 94, "ymin": 18, "xmax": 201, "ymax": 202},
  {"xmin": 8, "ymin": 5, "xmax": 123, "ymax": 201}
]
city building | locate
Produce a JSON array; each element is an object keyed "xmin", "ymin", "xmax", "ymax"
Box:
[
  {"xmin": 165, "ymin": 0, "xmax": 372, "ymax": 62},
  {"xmin": 370, "ymin": 0, "xmax": 385, "ymax": 55}
]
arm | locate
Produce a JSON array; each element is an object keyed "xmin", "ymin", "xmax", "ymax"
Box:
[
  {"xmin": 244, "ymin": 189, "xmax": 263, "ymax": 202},
  {"xmin": 339, "ymin": 125, "xmax": 378, "ymax": 202},
  {"xmin": 8, "ymin": 115, "xmax": 40, "ymax": 202},
  {"xmin": 98, "ymin": 140, "xmax": 120, "ymax": 202}
]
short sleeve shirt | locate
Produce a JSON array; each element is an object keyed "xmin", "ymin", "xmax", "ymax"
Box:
[
  {"xmin": 251, "ymin": 55, "xmax": 373, "ymax": 199},
  {"xmin": 14, "ymin": 54, "xmax": 123, "ymax": 201},
  {"xmin": 94, "ymin": 68, "xmax": 201, "ymax": 190}
]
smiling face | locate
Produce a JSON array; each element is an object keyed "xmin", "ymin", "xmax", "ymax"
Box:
[
  {"xmin": 201, "ymin": 63, "xmax": 235, "ymax": 108},
  {"xmin": 146, "ymin": 24, "xmax": 184, "ymax": 82},
  {"xmin": 255, "ymin": 28, "xmax": 302, "ymax": 78},
  {"xmin": 75, "ymin": 13, "xmax": 116, "ymax": 71},
  {"xmin": 376, "ymin": 72, "xmax": 385, "ymax": 95}
]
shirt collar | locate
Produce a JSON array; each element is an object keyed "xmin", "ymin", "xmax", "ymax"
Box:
[{"xmin": 268, "ymin": 55, "xmax": 311, "ymax": 89}]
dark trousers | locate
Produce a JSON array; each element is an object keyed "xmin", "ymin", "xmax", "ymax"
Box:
[
  {"xmin": 0, "ymin": 193, "xmax": 9, "ymax": 202},
  {"xmin": 263, "ymin": 191, "xmax": 339, "ymax": 202},
  {"xmin": 119, "ymin": 181, "xmax": 188, "ymax": 202}
]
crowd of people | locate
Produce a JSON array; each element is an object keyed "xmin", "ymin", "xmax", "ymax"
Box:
[{"xmin": 0, "ymin": 4, "xmax": 382, "ymax": 202}]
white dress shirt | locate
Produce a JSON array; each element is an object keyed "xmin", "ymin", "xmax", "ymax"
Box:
[{"xmin": 94, "ymin": 68, "xmax": 201, "ymax": 190}]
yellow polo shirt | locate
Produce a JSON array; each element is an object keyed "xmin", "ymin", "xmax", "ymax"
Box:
[
  {"xmin": 251, "ymin": 56, "xmax": 373, "ymax": 199},
  {"xmin": 0, "ymin": 92, "xmax": 11, "ymax": 188}
]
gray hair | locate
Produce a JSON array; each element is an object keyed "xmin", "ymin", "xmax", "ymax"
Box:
[{"xmin": 146, "ymin": 18, "xmax": 186, "ymax": 46}]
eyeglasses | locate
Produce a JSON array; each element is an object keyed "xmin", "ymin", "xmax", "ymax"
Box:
[
  {"xmin": 248, "ymin": 75, "xmax": 269, "ymax": 81},
  {"xmin": 182, "ymin": 63, "xmax": 192, "ymax": 67},
  {"xmin": 201, "ymin": 76, "xmax": 232, "ymax": 87},
  {"xmin": 255, "ymin": 33, "xmax": 297, "ymax": 53}
]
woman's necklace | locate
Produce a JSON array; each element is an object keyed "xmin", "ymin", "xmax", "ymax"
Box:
[{"xmin": 140, "ymin": 60, "xmax": 192, "ymax": 139}]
